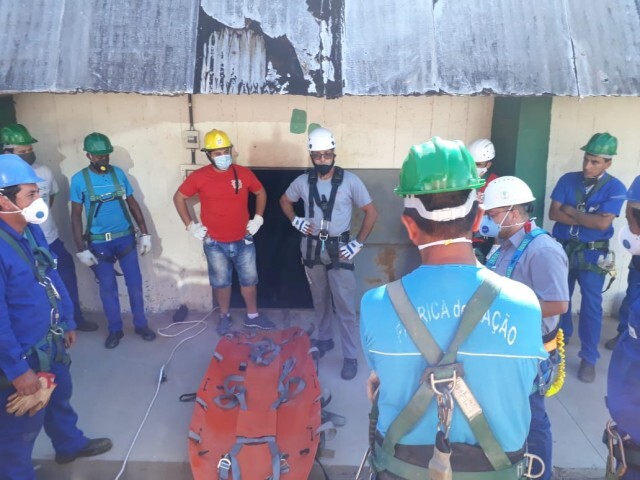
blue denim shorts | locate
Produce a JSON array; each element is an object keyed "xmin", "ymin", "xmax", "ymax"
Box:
[{"xmin": 203, "ymin": 235, "xmax": 258, "ymax": 288}]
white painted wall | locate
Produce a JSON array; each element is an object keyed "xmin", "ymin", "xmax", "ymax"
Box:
[
  {"xmin": 544, "ymin": 97, "xmax": 640, "ymax": 316},
  {"xmin": 14, "ymin": 93, "xmax": 494, "ymax": 313}
]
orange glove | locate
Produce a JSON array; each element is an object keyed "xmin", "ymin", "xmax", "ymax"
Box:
[{"xmin": 6, "ymin": 372, "xmax": 57, "ymax": 416}]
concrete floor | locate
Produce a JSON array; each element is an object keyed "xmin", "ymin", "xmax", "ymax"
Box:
[{"xmin": 32, "ymin": 309, "xmax": 617, "ymax": 480}]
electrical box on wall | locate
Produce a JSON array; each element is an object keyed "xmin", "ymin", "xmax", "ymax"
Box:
[
  {"xmin": 182, "ymin": 130, "xmax": 200, "ymax": 149},
  {"xmin": 179, "ymin": 163, "xmax": 205, "ymax": 181}
]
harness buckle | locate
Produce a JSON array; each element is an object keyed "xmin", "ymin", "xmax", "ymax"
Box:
[
  {"xmin": 105, "ymin": 232, "xmax": 112, "ymax": 241},
  {"xmin": 319, "ymin": 230, "xmax": 329, "ymax": 242},
  {"xmin": 422, "ymin": 363, "xmax": 465, "ymax": 395},
  {"xmin": 576, "ymin": 202, "xmax": 586, "ymax": 213},
  {"xmin": 217, "ymin": 456, "xmax": 232, "ymax": 474},
  {"xmin": 523, "ymin": 452, "xmax": 545, "ymax": 479}
]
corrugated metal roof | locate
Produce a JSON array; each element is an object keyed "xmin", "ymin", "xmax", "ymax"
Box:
[{"xmin": 0, "ymin": 0, "xmax": 639, "ymax": 96}]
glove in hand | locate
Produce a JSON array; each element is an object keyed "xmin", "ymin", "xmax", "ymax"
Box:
[
  {"xmin": 292, "ymin": 216, "xmax": 310, "ymax": 235},
  {"xmin": 76, "ymin": 250, "xmax": 98, "ymax": 267},
  {"xmin": 246, "ymin": 214, "xmax": 264, "ymax": 236},
  {"xmin": 340, "ymin": 240, "xmax": 363, "ymax": 260},
  {"xmin": 187, "ymin": 222, "xmax": 208, "ymax": 241},
  {"xmin": 138, "ymin": 234, "xmax": 152, "ymax": 256},
  {"xmin": 6, "ymin": 373, "xmax": 57, "ymax": 417}
]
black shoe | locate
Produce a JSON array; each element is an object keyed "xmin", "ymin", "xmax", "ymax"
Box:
[
  {"xmin": 341, "ymin": 358, "xmax": 358, "ymax": 380},
  {"xmin": 75, "ymin": 318, "xmax": 99, "ymax": 332},
  {"xmin": 105, "ymin": 331, "xmax": 124, "ymax": 349},
  {"xmin": 311, "ymin": 339, "xmax": 335, "ymax": 359},
  {"xmin": 217, "ymin": 314, "xmax": 234, "ymax": 336},
  {"xmin": 55, "ymin": 437, "xmax": 113, "ymax": 464},
  {"xmin": 604, "ymin": 333, "xmax": 621, "ymax": 351},
  {"xmin": 578, "ymin": 359, "xmax": 596, "ymax": 383},
  {"xmin": 243, "ymin": 314, "xmax": 275, "ymax": 330},
  {"xmin": 134, "ymin": 326, "xmax": 156, "ymax": 341}
]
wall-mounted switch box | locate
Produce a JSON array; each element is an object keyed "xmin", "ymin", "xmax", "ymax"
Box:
[{"xmin": 182, "ymin": 130, "xmax": 200, "ymax": 149}]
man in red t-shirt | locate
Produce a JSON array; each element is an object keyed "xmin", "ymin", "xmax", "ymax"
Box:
[{"xmin": 173, "ymin": 129, "xmax": 273, "ymax": 334}]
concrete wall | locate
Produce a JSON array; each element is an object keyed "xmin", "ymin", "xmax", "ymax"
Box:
[
  {"xmin": 13, "ymin": 93, "xmax": 493, "ymax": 313},
  {"xmin": 544, "ymin": 97, "xmax": 640, "ymax": 315}
]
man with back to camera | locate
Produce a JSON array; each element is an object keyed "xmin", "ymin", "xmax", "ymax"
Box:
[
  {"xmin": 361, "ymin": 137, "xmax": 547, "ymax": 479},
  {"xmin": 280, "ymin": 127, "xmax": 377, "ymax": 381},
  {"xmin": 549, "ymin": 132, "xmax": 626, "ymax": 382}
]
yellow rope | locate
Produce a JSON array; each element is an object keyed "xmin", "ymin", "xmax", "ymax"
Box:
[{"xmin": 545, "ymin": 329, "xmax": 566, "ymax": 397}]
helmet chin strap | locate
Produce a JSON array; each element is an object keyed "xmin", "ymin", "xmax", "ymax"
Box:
[{"xmin": 418, "ymin": 237, "xmax": 472, "ymax": 250}]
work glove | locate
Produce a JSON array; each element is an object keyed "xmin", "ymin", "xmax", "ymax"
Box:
[
  {"xmin": 246, "ymin": 214, "xmax": 264, "ymax": 236},
  {"xmin": 138, "ymin": 234, "xmax": 152, "ymax": 256},
  {"xmin": 292, "ymin": 216, "xmax": 310, "ymax": 235},
  {"xmin": 6, "ymin": 373, "xmax": 57, "ymax": 417},
  {"xmin": 340, "ymin": 240, "xmax": 363, "ymax": 260},
  {"xmin": 76, "ymin": 249, "xmax": 98, "ymax": 267},
  {"xmin": 187, "ymin": 222, "xmax": 208, "ymax": 241}
]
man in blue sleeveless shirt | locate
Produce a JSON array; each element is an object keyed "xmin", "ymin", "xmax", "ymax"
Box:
[
  {"xmin": 549, "ymin": 132, "xmax": 626, "ymax": 382},
  {"xmin": 482, "ymin": 176, "xmax": 569, "ymax": 480}
]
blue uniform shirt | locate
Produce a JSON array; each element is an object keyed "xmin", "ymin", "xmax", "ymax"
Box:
[
  {"xmin": 0, "ymin": 221, "xmax": 75, "ymax": 381},
  {"xmin": 361, "ymin": 265, "xmax": 547, "ymax": 452},
  {"xmin": 70, "ymin": 166, "xmax": 134, "ymax": 239},
  {"xmin": 551, "ymin": 172, "xmax": 626, "ymax": 242}
]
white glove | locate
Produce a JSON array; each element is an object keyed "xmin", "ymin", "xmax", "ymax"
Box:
[
  {"xmin": 340, "ymin": 240, "xmax": 363, "ymax": 260},
  {"xmin": 187, "ymin": 222, "xmax": 208, "ymax": 241},
  {"xmin": 246, "ymin": 214, "xmax": 264, "ymax": 236},
  {"xmin": 138, "ymin": 234, "xmax": 152, "ymax": 256},
  {"xmin": 76, "ymin": 250, "xmax": 98, "ymax": 267},
  {"xmin": 292, "ymin": 216, "xmax": 310, "ymax": 235}
]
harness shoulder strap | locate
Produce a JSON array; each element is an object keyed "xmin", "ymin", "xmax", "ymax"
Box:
[
  {"xmin": 82, "ymin": 167, "xmax": 133, "ymax": 239},
  {"xmin": 486, "ymin": 228, "xmax": 548, "ymax": 279},
  {"xmin": 575, "ymin": 174, "xmax": 613, "ymax": 205}
]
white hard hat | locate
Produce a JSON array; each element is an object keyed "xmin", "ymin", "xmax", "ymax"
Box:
[
  {"xmin": 481, "ymin": 176, "xmax": 536, "ymax": 210},
  {"xmin": 468, "ymin": 138, "xmax": 495, "ymax": 163},
  {"xmin": 308, "ymin": 127, "xmax": 336, "ymax": 152}
]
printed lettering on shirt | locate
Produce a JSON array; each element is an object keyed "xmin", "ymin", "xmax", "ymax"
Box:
[{"xmin": 231, "ymin": 179, "xmax": 243, "ymax": 191}]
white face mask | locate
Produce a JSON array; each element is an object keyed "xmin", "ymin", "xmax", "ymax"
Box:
[
  {"xmin": 0, "ymin": 197, "xmax": 49, "ymax": 224},
  {"xmin": 213, "ymin": 154, "xmax": 232, "ymax": 171},
  {"xmin": 476, "ymin": 167, "xmax": 488, "ymax": 177},
  {"xmin": 618, "ymin": 223, "xmax": 640, "ymax": 255}
]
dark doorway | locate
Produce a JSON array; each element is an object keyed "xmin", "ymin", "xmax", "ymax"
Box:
[{"xmin": 229, "ymin": 168, "xmax": 313, "ymax": 309}]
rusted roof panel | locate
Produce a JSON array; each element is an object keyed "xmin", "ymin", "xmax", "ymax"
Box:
[{"xmin": 0, "ymin": 0, "xmax": 199, "ymax": 94}]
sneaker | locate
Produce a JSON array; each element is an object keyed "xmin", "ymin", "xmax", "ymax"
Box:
[
  {"xmin": 55, "ymin": 437, "xmax": 113, "ymax": 464},
  {"xmin": 217, "ymin": 313, "xmax": 234, "ymax": 335},
  {"xmin": 75, "ymin": 318, "xmax": 99, "ymax": 332},
  {"xmin": 311, "ymin": 339, "xmax": 335, "ymax": 359},
  {"xmin": 341, "ymin": 358, "xmax": 358, "ymax": 380},
  {"xmin": 243, "ymin": 313, "xmax": 275, "ymax": 330},
  {"xmin": 604, "ymin": 333, "xmax": 621, "ymax": 351},
  {"xmin": 578, "ymin": 359, "xmax": 596, "ymax": 383},
  {"xmin": 134, "ymin": 326, "xmax": 156, "ymax": 341},
  {"xmin": 105, "ymin": 331, "xmax": 124, "ymax": 349}
]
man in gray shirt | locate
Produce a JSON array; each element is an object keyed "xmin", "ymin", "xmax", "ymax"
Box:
[
  {"xmin": 481, "ymin": 176, "xmax": 569, "ymax": 480},
  {"xmin": 280, "ymin": 127, "xmax": 377, "ymax": 380}
]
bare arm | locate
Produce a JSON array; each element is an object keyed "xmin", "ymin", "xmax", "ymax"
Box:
[
  {"xmin": 549, "ymin": 200, "xmax": 578, "ymax": 225},
  {"xmin": 173, "ymin": 190, "xmax": 194, "ymax": 227},
  {"xmin": 540, "ymin": 300, "xmax": 569, "ymax": 319},
  {"xmin": 560, "ymin": 204, "xmax": 615, "ymax": 231},
  {"xmin": 254, "ymin": 188, "xmax": 267, "ymax": 217},
  {"xmin": 279, "ymin": 193, "xmax": 296, "ymax": 222},
  {"xmin": 355, "ymin": 202, "xmax": 378, "ymax": 244},
  {"xmin": 125, "ymin": 195, "xmax": 148, "ymax": 235},
  {"xmin": 71, "ymin": 202, "xmax": 85, "ymax": 252}
]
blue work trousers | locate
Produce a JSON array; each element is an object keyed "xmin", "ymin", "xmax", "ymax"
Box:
[
  {"xmin": 617, "ymin": 261, "xmax": 640, "ymax": 334},
  {"xmin": 527, "ymin": 393, "xmax": 552, "ymax": 480},
  {"xmin": 90, "ymin": 235, "xmax": 147, "ymax": 333},
  {"xmin": 560, "ymin": 267, "xmax": 605, "ymax": 365},
  {"xmin": 49, "ymin": 239, "xmax": 85, "ymax": 324}
]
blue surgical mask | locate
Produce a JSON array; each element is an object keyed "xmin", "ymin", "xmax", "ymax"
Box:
[
  {"xmin": 212, "ymin": 154, "xmax": 232, "ymax": 171},
  {"xmin": 478, "ymin": 215, "xmax": 499, "ymax": 237}
]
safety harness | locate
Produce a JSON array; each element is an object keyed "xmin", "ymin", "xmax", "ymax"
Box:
[
  {"xmin": 561, "ymin": 174, "xmax": 617, "ymax": 292},
  {"xmin": 368, "ymin": 274, "xmax": 540, "ymax": 479},
  {"xmin": 603, "ymin": 421, "xmax": 640, "ymax": 479},
  {"xmin": 303, "ymin": 167, "xmax": 353, "ymax": 271},
  {"xmin": 485, "ymin": 227, "xmax": 565, "ymax": 396},
  {"xmin": 81, "ymin": 167, "xmax": 136, "ymax": 264},
  {"xmin": 0, "ymin": 227, "xmax": 69, "ymax": 388}
]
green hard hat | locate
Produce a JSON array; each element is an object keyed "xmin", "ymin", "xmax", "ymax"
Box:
[
  {"xmin": 394, "ymin": 137, "xmax": 485, "ymax": 196},
  {"xmin": 83, "ymin": 132, "xmax": 113, "ymax": 155},
  {"xmin": 580, "ymin": 132, "xmax": 617, "ymax": 157},
  {"xmin": 0, "ymin": 124, "xmax": 37, "ymax": 146}
]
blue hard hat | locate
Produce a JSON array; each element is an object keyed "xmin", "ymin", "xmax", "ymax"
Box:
[
  {"xmin": 614, "ymin": 175, "xmax": 640, "ymax": 202},
  {"xmin": 0, "ymin": 154, "xmax": 44, "ymax": 188}
]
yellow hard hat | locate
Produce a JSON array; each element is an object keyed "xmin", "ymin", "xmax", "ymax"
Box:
[{"xmin": 202, "ymin": 129, "xmax": 232, "ymax": 151}]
